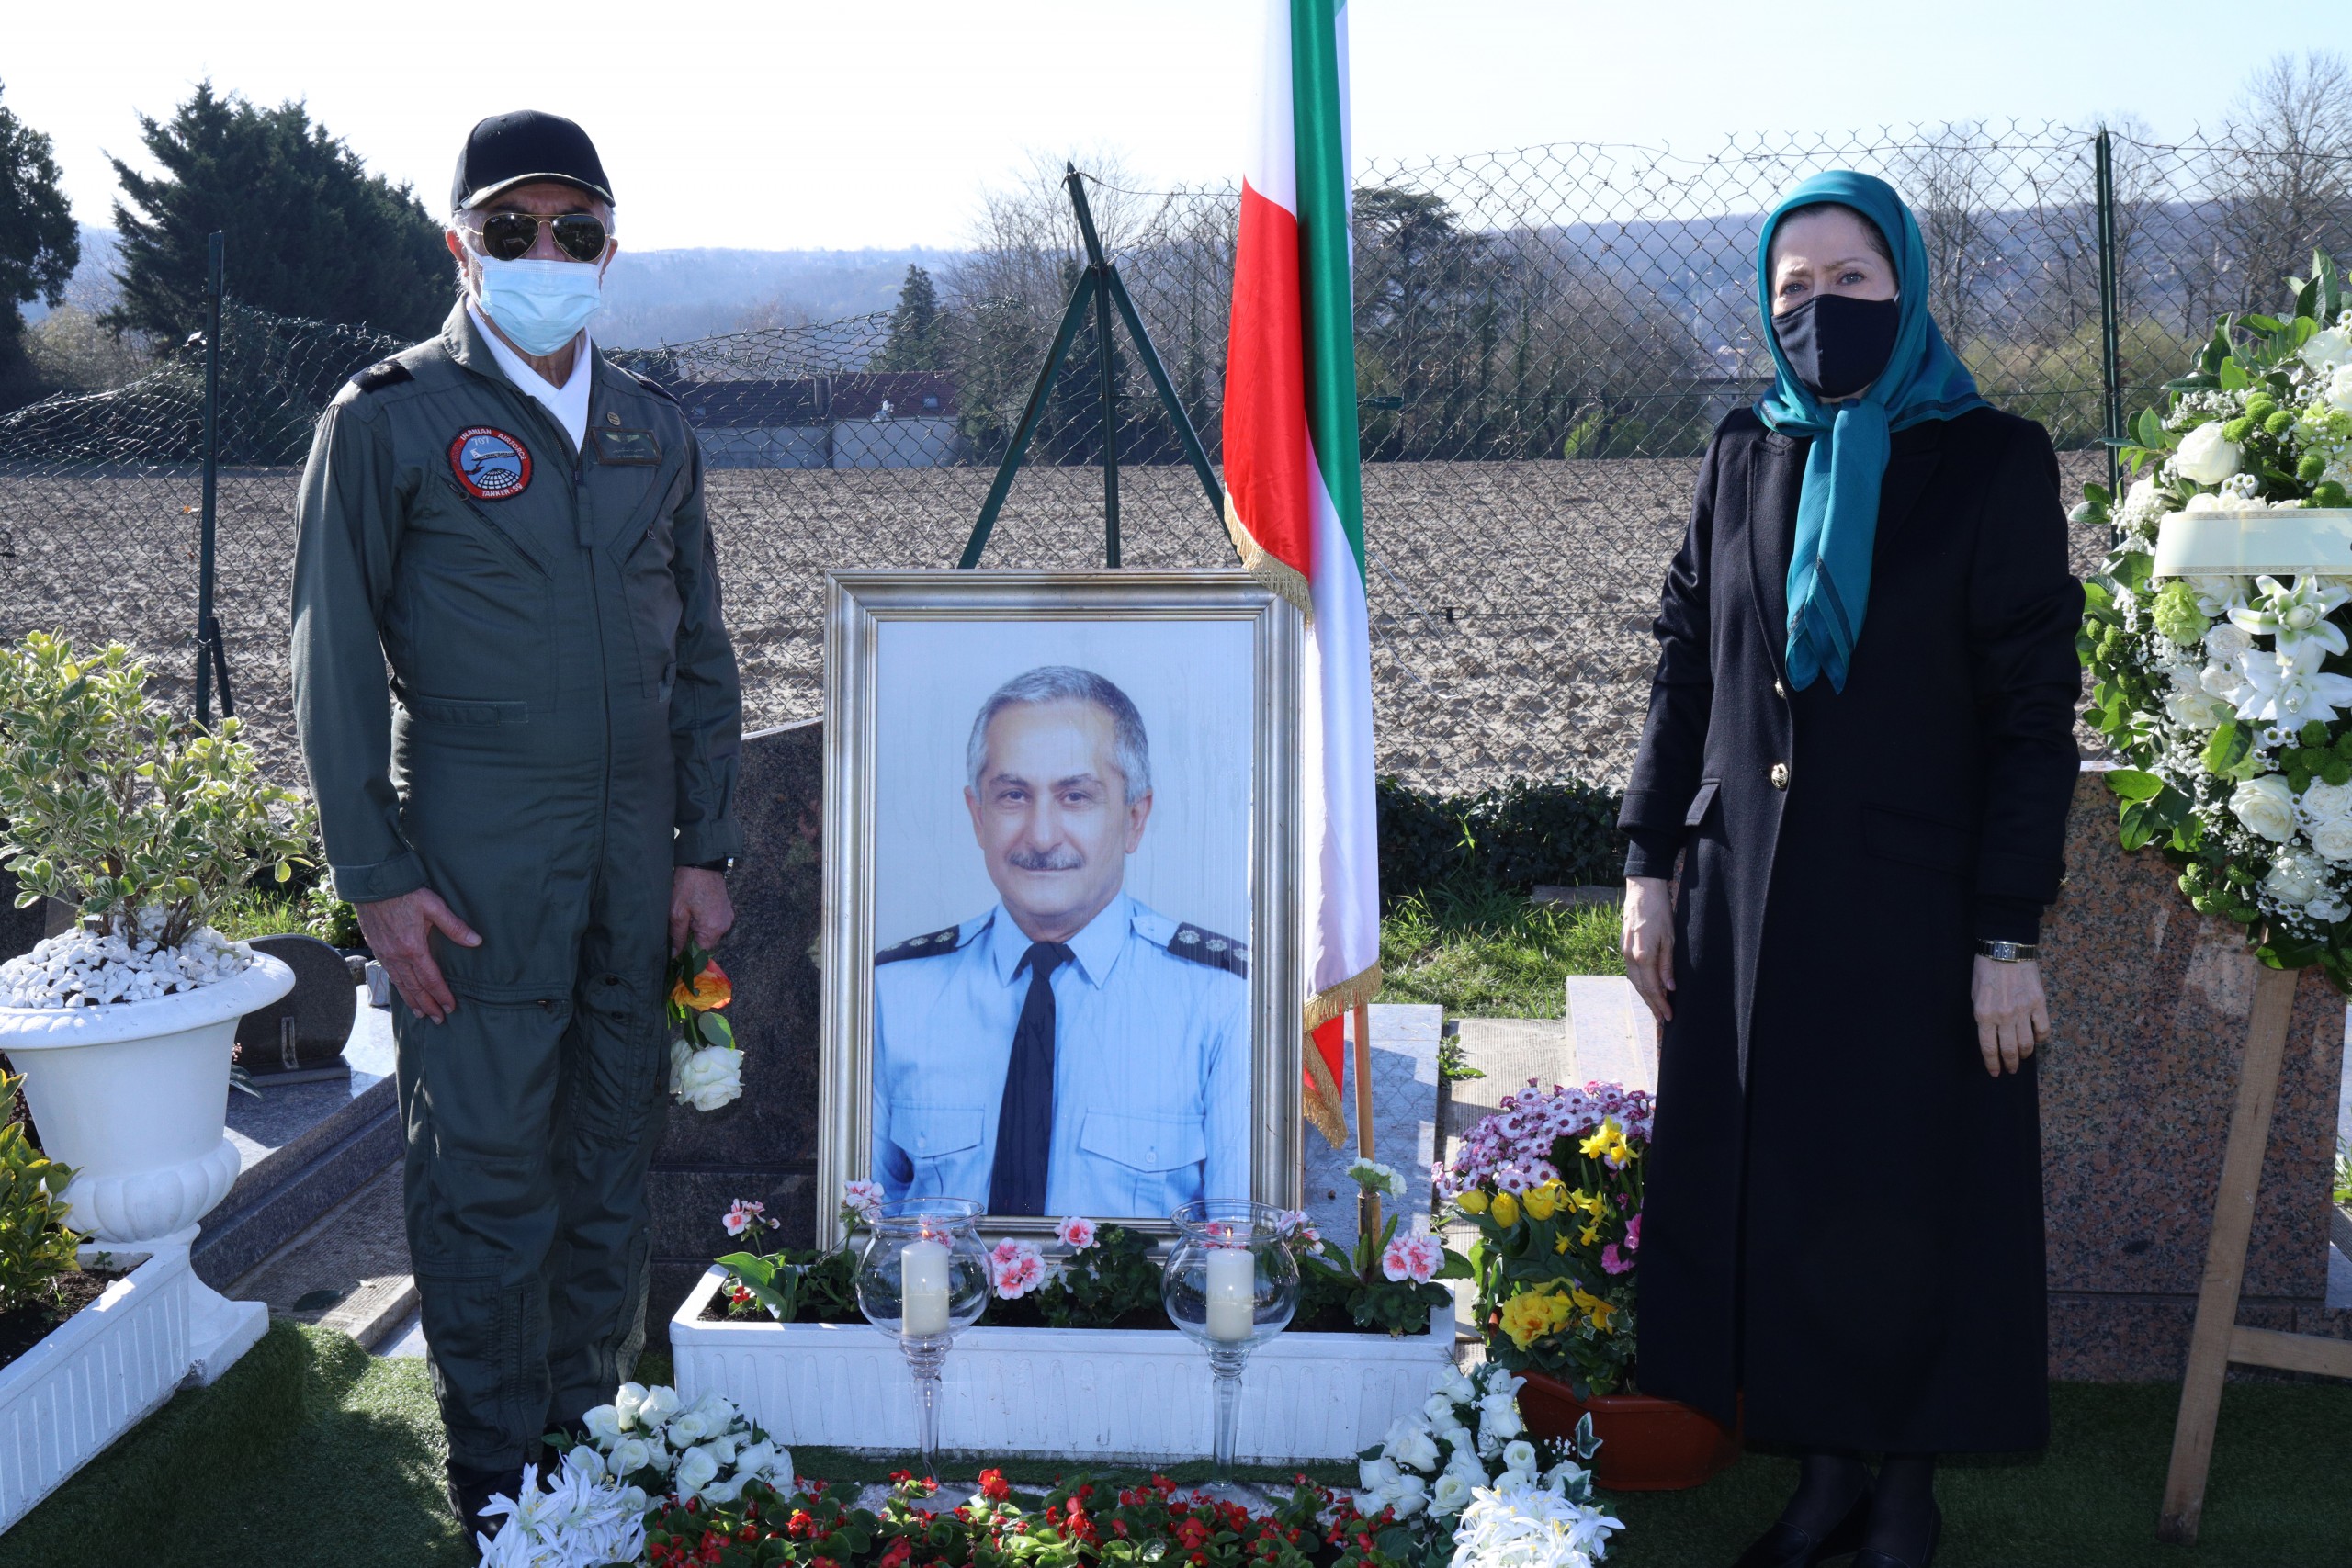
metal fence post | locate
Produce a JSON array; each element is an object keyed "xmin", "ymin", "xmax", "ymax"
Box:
[
  {"xmin": 193, "ymin": 231, "xmax": 225, "ymax": 727},
  {"xmin": 2094, "ymin": 130, "xmax": 2124, "ymax": 501}
]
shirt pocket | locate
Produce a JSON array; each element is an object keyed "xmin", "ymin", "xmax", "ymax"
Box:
[
  {"xmin": 890, "ymin": 1103, "xmax": 987, "ymax": 1168},
  {"xmin": 1080, "ymin": 1111, "xmax": 1209, "ymax": 1218},
  {"xmin": 384, "ymin": 480, "xmax": 557, "ymax": 709},
  {"xmin": 612, "ymin": 463, "xmax": 690, "ymax": 699}
]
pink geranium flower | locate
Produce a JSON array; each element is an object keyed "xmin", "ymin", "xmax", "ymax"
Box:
[
  {"xmin": 721, "ymin": 1199, "xmax": 765, "ymax": 1237},
  {"xmin": 1381, "ymin": 1234, "xmax": 1443, "ymax": 1284},
  {"xmin": 842, "ymin": 1179, "xmax": 885, "ymax": 1223},
  {"xmin": 989, "ymin": 1238, "xmax": 1046, "ymax": 1299},
  {"xmin": 1601, "ymin": 1243, "xmax": 1632, "ymax": 1275},
  {"xmin": 1624, "ymin": 1214, "xmax": 1643, "ymax": 1252},
  {"xmin": 1055, "ymin": 1215, "xmax": 1097, "ymax": 1251}
]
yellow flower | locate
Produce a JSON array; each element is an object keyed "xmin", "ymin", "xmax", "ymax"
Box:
[
  {"xmin": 1498, "ymin": 1286, "xmax": 1573, "ymax": 1350},
  {"xmin": 1490, "ymin": 1190, "xmax": 1521, "ymax": 1228},
  {"xmin": 1578, "ymin": 1119, "xmax": 1620, "ymax": 1162},
  {"xmin": 1553, "ymin": 1234, "xmax": 1570, "ymax": 1254},
  {"xmin": 1456, "ymin": 1189, "xmax": 1490, "ymax": 1215},
  {"xmin": 1523, "ymin": 1181, "xmax": 1564, "ymax": 1221},
  {"xmin": 1571, "ymin": 1286, "xmax": 1618, "ymax": 1335}
]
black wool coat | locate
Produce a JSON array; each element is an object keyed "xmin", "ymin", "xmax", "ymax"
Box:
[{"xmin": 1619, "ymin": 405, "xmax": 2083, "ymax": 1453}]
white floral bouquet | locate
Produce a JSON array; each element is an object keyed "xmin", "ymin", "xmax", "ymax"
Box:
[
  {"xmin": 1353, "ymin": 1361, "xmax": 1618, "ymax": 1567},
  {"xmin": 2078, "ymin": 251, "xmax": 2352, "ymax": 982},
  {"xmin": 475, "ymin": 1446, "xmax": 648, "ymax": 1568}
]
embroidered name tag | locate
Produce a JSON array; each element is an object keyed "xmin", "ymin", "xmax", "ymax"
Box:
[
  {"xmin": 448, "ymin": 426, "xmax": 533, "ymax": 500},
  {"xmin": 594, "ymin": 428, "xmax": 662, "ymax": 466}
]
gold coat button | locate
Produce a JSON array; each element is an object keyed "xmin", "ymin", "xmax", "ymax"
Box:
[{"xmin": 1769, "ymin": 761, "xmax": 1790, "ymax": 790}]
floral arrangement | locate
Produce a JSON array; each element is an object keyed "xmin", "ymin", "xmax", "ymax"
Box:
[
  {"xmin": 477, "ymin": 1446, "xmax": 650, "ymax": 1568},
  {"xmin": 714, "ymin": 1183, "xmax": 876, "ymax": 1323},
  {"xmin": 666, "ymin": 942, "xmax": 742, "ymax": 1111},
  {"xmin": 1351, "ymin": 1359, "xmax": 1617, "ymax": 1568},
  {"xmin": 0, "ymin": 633, "xmax": 308, "ymax": 1008},
  {"xmin": 1445, "ymin": 1478, "xmax": 1623, "ymax": 1568},
  {"xmin": 1293, "ymin": 1160, "xmax": 1470, "ymax": 1337},
  {"xmin": 2076, "ymin": 252, "xmax": 2352, "ymax": 982},
  {"xmin": 1438, "ymin": 1082, "xmax": 1651, "ymax": 1397},
  {"xmin": 983, "ymin": 1217, "xmax": 1167, "ymax": 1328}
]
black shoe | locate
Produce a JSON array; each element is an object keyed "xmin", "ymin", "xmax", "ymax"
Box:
[
  {"xmin": 445, "ymin": 1459, "xmax": 526, "ymax": 1563},
  {"xmin": 1851, "ymin": 1501, "xmax": 1942, "ymax": 1568},
  {"xmin": 1732, "ymin": 1483, "xmax": 1873, "ymax": 1568}
]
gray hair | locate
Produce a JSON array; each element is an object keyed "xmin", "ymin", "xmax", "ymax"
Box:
[{"xmin": 966, "ymin": 666, "xmax": 1151, "ymax": 801}]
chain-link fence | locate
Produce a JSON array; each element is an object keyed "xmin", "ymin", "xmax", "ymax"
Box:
[{"xmin": 5, "ymin": 122, "xmax": 2349, "ymax": 799}]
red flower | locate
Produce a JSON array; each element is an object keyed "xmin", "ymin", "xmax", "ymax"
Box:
[{"xmin": 978, "ymin": 1468, "xmax": 1012, "ymax": 1502}]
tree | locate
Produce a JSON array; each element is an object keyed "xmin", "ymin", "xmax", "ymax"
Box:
[
  {"xmin": 105, "ymin": 83, "xmax": 448, "ymax": 343},
  {"xmin": 0, "ymin": 80, "xmax": 79, "ymax": 409},
  {"xmin": 2215, "ymin": 51, "xmax": 2352, "ymax": 314},
  {"xmin": 874, "ymin": 264, "xmax": 944, "ymax": 370}
]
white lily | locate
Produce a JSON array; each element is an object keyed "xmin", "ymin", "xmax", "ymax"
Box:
[{"xmin": 2230, "ymin": 574, "xmax": 2352, "ymax": 660}]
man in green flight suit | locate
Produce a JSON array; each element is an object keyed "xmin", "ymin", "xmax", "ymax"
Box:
[{"xmin": 289, "ymin": 110, "xmax": 741, "ymax": 1553}]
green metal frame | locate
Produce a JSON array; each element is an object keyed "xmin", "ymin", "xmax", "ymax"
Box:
[
  {"xmin": 2094, "ymin": 130, "xmax": 2126, "ymax": 505},
  {"xmin": 193, "ymin": 230, "xmax": 235, "ymax": 726},
  {"xmin": 957, "ymin": 165, "xmax": 1227, "ymax": 570}
]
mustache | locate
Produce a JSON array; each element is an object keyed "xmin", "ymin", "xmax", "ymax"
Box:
[{"xmin": 1007, "ymin": 846, "xmax": 1085, "ymax": 872}]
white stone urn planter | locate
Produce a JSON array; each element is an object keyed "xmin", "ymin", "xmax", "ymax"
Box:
[
  {"xmin": 0, "ymin": 1243, "xmax": 190, "ymax": 1532},
  {"xmin": 0, "ymin": 950, "xmax": 294, "ymax": 1386},
  {"xmin": 671, "ymin": 1265, "xmax": 1457, "ymax": 1463}
]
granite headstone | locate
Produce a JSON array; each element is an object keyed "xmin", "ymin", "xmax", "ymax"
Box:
[
  {"xmin": 646, "ymin": 719, "xmax": 825, "ymax": 1327},
  {"xmin": 233, "ymin": 934, "xmax": 359, "ymax": 1077}
]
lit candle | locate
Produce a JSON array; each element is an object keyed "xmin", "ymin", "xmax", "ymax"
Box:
[
  {"xmin": 901, "ymin": 1236, "xmax": 951, "ymax": 1337},
  {"xmin": 1204, "ymin": 1246, "xmax": 1256, "ymax": 1342}
]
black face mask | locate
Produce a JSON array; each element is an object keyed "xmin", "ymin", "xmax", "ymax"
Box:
[{"xmin": 1772, "ymin": 292, "xmax": 1899, "ymax": 400}]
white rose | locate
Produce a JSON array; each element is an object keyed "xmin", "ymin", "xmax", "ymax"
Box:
[
  {"xmin": 701, "ymin": 1475, "xmax": 748, "ymax": 1506},
  {"xmin": 583, "ymin": 1404, "xmax": 627, "ymax": 1443},
  {"xmin": 2232, "ymin": 774, "xmax": 2300, "ymax": 842},
  {"xmin": 2166, "ymin": 690, "xmax": 2230, "ymax": 729},
  {"xmin": 1436, "ymin": 1371, "xmax": 1479, "ymax": 1404},
  {"xmin": 636, "ymin": 1386, "xmax": 681, "ymax": 1429},
  {"xmin": 1380, "ymin": 1473, "xmax": 1428, "ymax": 1519},
  {"xmin": 2266, "ymin": 852, "xmax": 2324, "ymax": 906},
  {"xmin": 707, "ymin": 1433, "xmax": 741, "ymax": 1468},
  {"xmin": 733, "ymin": 1440, "xmax": 776, "ymax": 1483},
  {"xmin": 614, "ymin": 1383, "xmax": 649, "ymax": 1429},
  {"xmin": 665, "ymin": 1411, "xmax": 712, "ymax": 1447},
  {"xmin": 1502, "ymin": 1439, "xmax": 1539, "ymax": 1473},
  {"xmin": 2301, "ymin": 779, "xmax": 2352, "ymax": 822},
  {"xmin": 2310, "ymin": 818, "xmax": 2352, "ymax": 863},
  {"xmin": 1359, "ymin": 1455, "xmax": 1401, "ymax": 1493},
  {"xmin": 1478, "ymin": 1393, "xmax": 1524, "ymax": 1443},
  {"xmin": 607, "ymin": 1437, "xmax": 653, "ymax": 1476},
  {"xmin": 616, "ymin": 1485, "xmax": 649, "ymax": 1514},
  {"xmin": 2177, "ymin": 422, "xmax": 2243, "ymax": 486},
  {"xmin": 2330, "ymin": 365, "xmax": 2352, "ymax": 415},
  {"xmin": 1385, "ymin": 1424, "xmax": 1441, "ymax": 1473},
  {"xmin": 563, "ymin": 1446, "xmax": 607, "ymax": 1483},
  {"xmin": 2204, "ymin": 622, "xmax": 2254, "ymax": 661},
  {"xmin": 674, "ymin": 1444, "xmax": 721, "ymax": 1496},
  {"xmin": 2301, "ymin": 325, "xmax": 2352, "ymax": 373},
  {"xmin": 1430, "ymin": 1472, "xmax": 1475, "ymax": 1516},
  {"xmin": 671, "ymin": 1043, "xmax": 743, "ymax": 1111},
  {"xmin": 1424, "ymin": 1393, "xmax": 1459, "ymax": 1424},
  {"xmin": 1446, "ymin": 1449, "xmax": 1489, "ymax": 1485}
]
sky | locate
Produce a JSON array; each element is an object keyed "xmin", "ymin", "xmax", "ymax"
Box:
[{"xmin": 9, "ymin": 0, "xmax": 2352, "ymax": 254}]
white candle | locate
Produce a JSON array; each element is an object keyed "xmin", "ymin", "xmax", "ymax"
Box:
[
  {"xmin": 1204, "ymin": 1247, "xmax": 1256, "ymax": 1342},
  {"xmin": 901, "ymin": 1237, "xmax": 951, "ymax": 1337}
]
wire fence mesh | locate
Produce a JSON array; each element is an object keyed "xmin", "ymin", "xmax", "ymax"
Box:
[{"xmin": 4, "ymin": 122, "xmax": 2349, "ymax": 799}]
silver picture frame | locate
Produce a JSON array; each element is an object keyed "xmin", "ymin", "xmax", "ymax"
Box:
[{"xmin": 818, "ymin": 569, "xmax": 1304, "ymax": 1245}]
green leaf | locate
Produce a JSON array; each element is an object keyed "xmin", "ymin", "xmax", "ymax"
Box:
[
  {"xmin": 2220, "ymin": 360, "xmax": 2250, "ymax": 391},
  {"xmin": 2243, "ymin": 313, "xmax": 2282, "ymax": 335},
  {"xmin": 2297, "ymin": 277, "xmax": 2320, "ymax": 320},
  {"xmin": 715, "ymin": 1252, "xmax": 798, "ymax": 1321},
  {"xmin": 2137, "ymin": 408, "xmax": 2167, "ymax": 448},
  {"xmin": 701, "ymin": 1011, "xmax": 735, "ymax": 1050},
  {"xmin": 2106, "ymin": 769, "xmax": 2165, "ymax": 802}
]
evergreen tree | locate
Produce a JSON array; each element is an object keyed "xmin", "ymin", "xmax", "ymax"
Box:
[
  {"xmin": 875, "ymin": 264, "xmax": 944, "ymax": 370},
  {"xmin": 104, "ymin": 83, "xmax": 448, "ymax": 343},
  {"xmin": 0, "ymin": 81, "xmax": 80, "ymax": 409}
]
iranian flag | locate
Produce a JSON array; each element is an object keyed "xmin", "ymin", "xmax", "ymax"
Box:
[{"xmin": 1223, "ymin": 0, "xmax": 1378, "ymax": 1147}]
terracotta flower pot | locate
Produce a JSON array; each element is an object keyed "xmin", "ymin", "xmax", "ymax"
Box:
[{"xmin": 1515, "ymin": 1369, "xmax": 1740, "ymax": 1491}]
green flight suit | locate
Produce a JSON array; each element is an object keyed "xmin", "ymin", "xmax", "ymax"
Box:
[{"xmin": 289, "ymin": 302, "xmax": 742, "ymax": 1469}]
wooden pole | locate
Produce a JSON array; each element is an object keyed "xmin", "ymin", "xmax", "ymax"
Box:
[
  {"xmin": 2156, "ymin": 960, "xmax": 2299, "ymax": 1544},
  {"xmin": 1354, "ymin": 1003, "xmax": 1379, "ymax": 1246}
]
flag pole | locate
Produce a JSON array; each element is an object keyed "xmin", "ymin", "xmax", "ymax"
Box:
[{"xmin": 1353, "ymin": 1002, "xmax": 1378, "ymax": 1244}]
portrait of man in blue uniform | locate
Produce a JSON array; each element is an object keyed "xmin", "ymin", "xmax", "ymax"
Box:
[{"xmin": 870, "ymin": 664, "xmax": 1251, "ymax": 1217}]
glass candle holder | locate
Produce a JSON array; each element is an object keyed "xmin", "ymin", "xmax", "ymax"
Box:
[
  {"xmin": 1160, "ymin": 1200, "xmax": 1299, "ymax": 1479},
  {"xmin": 856, "ymin": 1197, "xmax": 990, "ymax": 1477}
]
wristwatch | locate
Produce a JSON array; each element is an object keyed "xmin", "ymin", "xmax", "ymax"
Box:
[
  {"xmin": 1975, "ymin": 940, "xmax": 2040, "ymax": 963},
  {"xmin": 689, "ymin": 858, "xmax": 734, "ymax": 874}
]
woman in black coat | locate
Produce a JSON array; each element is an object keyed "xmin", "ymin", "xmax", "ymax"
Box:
[{"xmin": 1618, "ymin": 172, "xmax": 2083, "ymax": 1568}]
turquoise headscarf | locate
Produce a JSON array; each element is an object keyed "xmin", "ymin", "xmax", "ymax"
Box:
[{"xmin": 1755, "ymin": 171, "xmax": 1986, "ymax": 693}]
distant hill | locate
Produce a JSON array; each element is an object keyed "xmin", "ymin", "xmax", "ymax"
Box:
[{"xmin": 21, "ymin": 226, "xmax": 970, "ymax": 349}]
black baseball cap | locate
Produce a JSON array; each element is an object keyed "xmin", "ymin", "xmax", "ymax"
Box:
[{"xmin": 451, "ymin": 110, "xmax": 614, "ymax": 213}]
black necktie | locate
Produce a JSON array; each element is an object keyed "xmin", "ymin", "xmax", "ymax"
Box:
[{"xmin": 989, "ymin": 941, "xmax": 1071, "ymax": 1215}]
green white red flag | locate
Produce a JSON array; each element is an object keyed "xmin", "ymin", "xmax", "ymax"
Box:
[{"xmin": 1223, "ymin": 0, "xmax": 1378, "ymax": 1147}]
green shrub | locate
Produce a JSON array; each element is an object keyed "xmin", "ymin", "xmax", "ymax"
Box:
[
  {"xmin": 0, "ymin": 633, "xmax": 309, "ymax": 946},
  {"xmin": 1376, "ymin": 774, "xmax": 1625, "ymax": 904},
  {"xmin": 0, "ymin": 1070, "xmax": 82, "ymax": 1314}
]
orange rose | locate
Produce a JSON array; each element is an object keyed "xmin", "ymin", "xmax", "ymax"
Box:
[{"xmin": 671, "ymin": 959, "xmax": 731, "ymax": 1011}]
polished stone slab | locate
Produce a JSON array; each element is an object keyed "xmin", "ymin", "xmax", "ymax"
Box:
[
  {"xmin": 2041, "ymin": 764, "xmax": 2352, "ymax": 1378},
  {"xmin": 1565, "ymin": 975, "xmax": 1658, "ymax": 1094},
  {"xmin": 646, "ymin": 720, "xmax": 825, "ymax": 1327}
]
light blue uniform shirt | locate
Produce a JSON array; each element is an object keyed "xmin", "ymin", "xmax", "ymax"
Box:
[{"xmin": 871, "ymin": 892, "xmax": 1250, "ymax": 1218}]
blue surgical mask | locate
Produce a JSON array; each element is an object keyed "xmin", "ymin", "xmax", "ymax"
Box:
[{"xmin": 474, "ymin": 255, "xmax": 602, "ymax": 355}]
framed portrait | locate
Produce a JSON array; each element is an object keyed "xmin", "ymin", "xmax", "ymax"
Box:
[{"xmin": 818, "ymin": 570, "xmax": 1302, "ymax": 1242}]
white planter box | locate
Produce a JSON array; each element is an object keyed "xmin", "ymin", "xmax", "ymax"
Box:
[
  {"xmin": 671, "ymin": 1265, "xmax": 1455, "ymax": 1463},
  {"xmin": 0, "ymin": 1246, "xmax": 190, "ymax": 1533}
]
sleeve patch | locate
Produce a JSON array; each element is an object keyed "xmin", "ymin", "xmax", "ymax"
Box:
[
  {"xmin": 1166, "ymin": 923, "xmax": 1249, "ymax": 979},
  {"xmin": 350, "ymin": 359, "xmax": 413, "ymax": 394},
  {"xmin": 877, "ymin": 926, "xmax": 965, "ymax": 965}
]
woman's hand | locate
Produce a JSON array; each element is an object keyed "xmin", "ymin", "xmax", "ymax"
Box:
[
  {"xmin": 1972, "ymin": 956, "xmax": 2050, "ymax": 1077},
  {"xmin": 1623, "ymin": 876, "xmax": 1677, "ymax": 1023}
]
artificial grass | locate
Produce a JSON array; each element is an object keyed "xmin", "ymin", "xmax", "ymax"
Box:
[
  {"xmin": 1379, "ymin": 883, "xmax": 1622, "ymax": 1018},
  {"xmin": 7, "ymin": 1325, "xmax": 2346, "ymax": 1568}
]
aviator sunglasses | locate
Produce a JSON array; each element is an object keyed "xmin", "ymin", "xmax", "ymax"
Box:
[{"xmin": 464, "ymin": 209, "xmax": 609, "ymax": 264}]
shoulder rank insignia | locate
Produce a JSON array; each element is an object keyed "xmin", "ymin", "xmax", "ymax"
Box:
[
  {"xmin": 877, "ymin": 925, "xmax": 965, "ymax": 965},
  {"xmin": 349, "ymin": 359, "xmax": 413, "ymax": 394},
  {"xmin": 624, "ymin": 367, "xmax": 683, "ymax": 406},
  {"xmin": 1166, "ymin": 923, "xmax": 1249, "ymax": 979}
]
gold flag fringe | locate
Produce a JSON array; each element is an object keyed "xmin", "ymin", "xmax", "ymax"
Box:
[
  {"xmin": 1301, "ymin": 962, "xmax": 1383, "ymax": 1149},
  {"xmin": 1224, "ymin": 496, "xmax": 1315, "ymax": 624}
]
